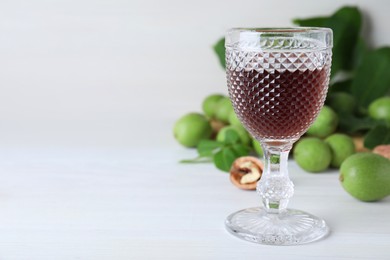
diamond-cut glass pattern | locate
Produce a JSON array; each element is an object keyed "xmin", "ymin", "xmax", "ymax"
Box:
[{"xmin": 226, "ymin": 47, "xmax": 331, "ymax": 140}]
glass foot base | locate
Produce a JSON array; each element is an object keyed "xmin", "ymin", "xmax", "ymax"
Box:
[{"xmin": 225, "ymin": 207, "xmax": 329, "ymax": 245}]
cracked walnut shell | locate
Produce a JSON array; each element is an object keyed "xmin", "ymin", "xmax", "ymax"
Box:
[{"xmin": 230, "ymin": 156, "xmax": 264, "ymax": 190}]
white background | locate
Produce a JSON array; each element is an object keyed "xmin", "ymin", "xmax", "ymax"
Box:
[
  {"xmin": 0, "ymin": 1, "xmax": 390, "ymax": 259},
  {"xmin": 0, "ymin": 0, "xmax": 390, "ymax": 146}
]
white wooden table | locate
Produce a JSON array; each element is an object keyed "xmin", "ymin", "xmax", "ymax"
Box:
[{"xmin": 0, "ymin": 119, "xmax": 389, "ymax": 260}]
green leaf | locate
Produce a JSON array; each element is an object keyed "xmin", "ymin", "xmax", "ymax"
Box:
[
  {"xmin": 325, "ymin": 6, "xmax": 362, "ymax": 75},
  {"xmin": 223, "ymin": 129, "xmax": 240, "ymax": 144},
  {"xmin": 351, "ymin": 37, "xmax": 369, "ymax": 69},
  {"xmin": 231, "ymin": 144, "xmax": 251, "ymax": 157},
  {"xmin": 293, "ymin": 6, "xmax": 362, "ymax": 77},
  {"xmin": 337, "ymin": 114, "xmax": 376, "ymax": 134},
  {"xmin": 364, "ymin": 125, "xmax": 390, "ymax": 149},
  {"xmin": 180, "ymin": 157, "xmax": 213, "ymax": 164},
  {"xmin": 293, "ymin": 17, "xmax": 328, "ymax": 27},
  {"xmin": 213, "ymin": 148, "xmax": 237, "ymax": 172},
  {"xmin": 329, "ymin": 79, "xmax": 353, "ymax": 93},
  {"xmin": 197, "ymin": 140, "xmax": 223, "ymax": 157},
  {"xmin": 351, "ymin": 47, "xmax": 390, "ymax": 108},
  {"xmin": 213, "ymin": 38, "xmax": 226, "ymax": 69}
]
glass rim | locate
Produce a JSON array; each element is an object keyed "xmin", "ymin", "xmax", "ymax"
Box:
[
  {"xmin": 227, "ymin": 27, "xmax": 332, "ymax": 34},
  {"xmin": 225, "ymin": 27, "xmax": 333, "ymax": 50}
]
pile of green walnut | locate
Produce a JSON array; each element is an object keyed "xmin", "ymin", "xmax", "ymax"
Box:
[
  {"xmin": 174, "ymin": 94, "xmax": 390, "ymax": 202},
  {"xmin": 174, "ymin": 6, "xmax": 390, "ymax": 202},
  {"xmin": 174, "ymin": 94, "xmax": 263, "ymax": 172}
]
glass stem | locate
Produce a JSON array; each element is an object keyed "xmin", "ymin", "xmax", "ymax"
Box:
[{"xmin": 257, "ymin": 141, "xmax": 294, "ymax": 214}]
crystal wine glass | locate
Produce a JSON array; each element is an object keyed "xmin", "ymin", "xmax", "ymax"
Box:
[{"xmin": 225, "ymin": 27, "xmax": 333, "ymax": 245}]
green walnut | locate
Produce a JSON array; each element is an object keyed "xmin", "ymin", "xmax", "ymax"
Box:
[
  {"xmin": 173, "ymin": 113, "xmax": 212, "ymax": 147},
  {"xmin": 340, "ymin": 153, "xmax": 390, "ymax": 202}
]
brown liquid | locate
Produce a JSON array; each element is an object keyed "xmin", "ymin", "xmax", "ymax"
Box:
[{"xmin": 227, "ymin": 68, "xmax": 329, "ymax": 140}]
